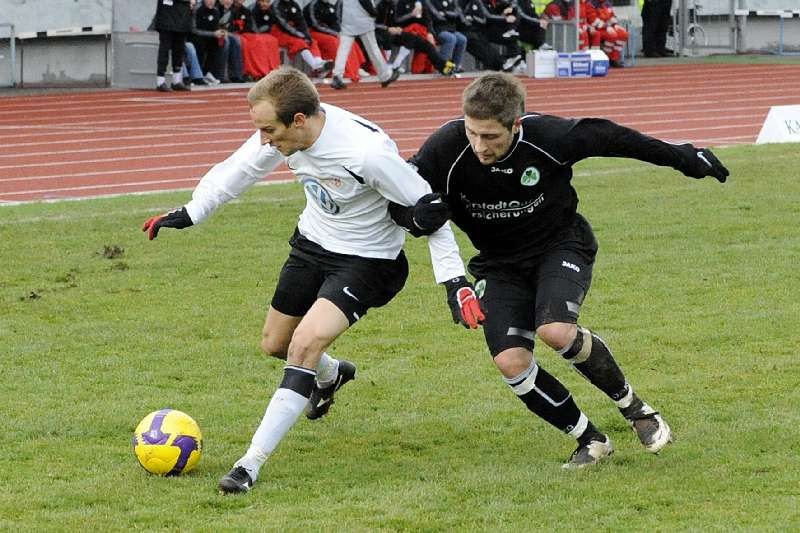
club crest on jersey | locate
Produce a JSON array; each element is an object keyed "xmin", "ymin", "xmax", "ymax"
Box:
[
  {"xmin": 301, "ymin": 177, "xmax": 340, "ymax": 214},
  {"xmin": 520, "ymin": 166, "xmax": 540, "ymax": 186}
]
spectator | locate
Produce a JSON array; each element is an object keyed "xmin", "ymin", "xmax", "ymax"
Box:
[
  {"xmin": 641, "ymin": 0, "xmax": 672, "ymax": 57},
  {"xmin": 393, "ymin": 0, "xmax": 437, "ymax": 73},
  {"xmin": 590, "ymin": 0, "xmax": 628, "ymax": 67},
  {"xmin": 330, "ymin": 0, "xmax": 400, "ymax": 90},
  {"xmin": 218, "ymin": 0, "xmax": 247, "ymax": 82},
  {"xmin": 458, "ymin": 0, "xmax": 505, "ymax": 71},
  {"xmin": 517, "ymin": 0, "xmax": 547, "ymax": 52},
  {"xmin": 375, "ymin": 0, "xmax": 455, "ymax": 77},
  {"xmin": 267, "ymin": 0, "xmax": 335, "ymax": 76},
  {"xmin": 477, "ymin": 0, "xmax": 524, "ymax": 72},
  {"xmin": 181, "ymin": 41, "xmax": 210, "ymax": 85},
  {"xmin": 425, "ymin": 0, "xmax": 468, "ymax": 73},
  {"xmin": 304, "ymin": 0, "xmax": 368, "ymax": 83},
  {"xmin": 227, "ymin": 0, "xmax": 282, "ymax": 80},
  {"xmin": 154, "ymin": 0, "xmax": 192, "ymax": 91},
  {"xmin": 190, "ymin": 0, "xmax": 224, "ymax": 84}
]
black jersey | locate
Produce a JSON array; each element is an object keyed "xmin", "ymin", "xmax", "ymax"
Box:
[{"xmin": 409, "ymin": 114, "xmax": 702, "ymax": 262}]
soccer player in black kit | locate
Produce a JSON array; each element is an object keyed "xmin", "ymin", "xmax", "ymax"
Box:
[{"xmin": 390, "ymin": 72, "xmax": 729, "ymax": 468}]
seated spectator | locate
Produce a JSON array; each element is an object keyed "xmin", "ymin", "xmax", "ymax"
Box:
[
  {"xmin": 475, "ymin": 0, "xmax": 524, "ymax": 72},
  {"xmin": 262, "ymin": 0, "xmax": 334, "ymax": 76},
  {"xmin": 590, "ymin": 0, "xmax": 628, "ymax": 67},
  {"xmin": 217, "ymin": 0, "xmax": 247, "ymax": 82},
  {"xmin": 517, "ymin": 0, "xmax": 547, "ymax": 52},
  {"xmin": 227, "ymin": 0, "xmax": 281, "ymax": 79},
  {"xmin": 304, "ymin": 0, "xmax": 367, "ymax": 83},
  {"xmin": 375, "ymin": 0, "xmax": 455, "ymax": 76},
  {"xmin": 181, "ymin": 41, "xmax": 210, "ymax": 85},
  {"xmin": 425, "ymin": 0, "xmax": 468, "ymax": 73},
  {"xmin": 190, "ymin": 0, "xmax": 224, "ymax": 84},
  {"xmin": 457, "ymin": 0, "xmax": 504, "ymax": 71},
  {"xmin": 393, "ymin": 0, "xmax": 445, "ymax": 74}
]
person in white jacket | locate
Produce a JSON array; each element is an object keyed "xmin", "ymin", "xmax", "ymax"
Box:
[
  {"xmin": 329, "ymin": 0, "xmax": 400, "ymax": 88},
  {"xmin": 141, "ymin": 66, "xmax": 483, "ymax": 494}
]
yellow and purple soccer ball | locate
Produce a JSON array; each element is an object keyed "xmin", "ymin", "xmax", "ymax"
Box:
[{"xmin": 133, "ymin": 409, "xmax": 203, "ymax": 476}]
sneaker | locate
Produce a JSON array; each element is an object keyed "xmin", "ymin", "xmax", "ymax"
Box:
[
  {"xmin": 204, "ymin": 71, "xmax": 221, "ymax": 85},
  {"xmin": 441, "ymin": 60, "xmax": 455, "ymax": 76},
  {"xmin": 621, "ymin": 401, "xmax": 674, "ymax": 453},
  {"xmin": 218, "ymin": 465, "xmax": 253, "ymax": 494},
  {"xmin": 502, "ymin": 54, "xmax": 523, "ymax": 72},
  {"xmin": 156, "ymin": 83, "xmax": 171, "ymax": 92},
  {"xmin": 172, "ymin": 82, "xmax": 191, "ymax": 92},
  {"xmin": 563, "ymin": 434, "xmax": 613, "ymax": 469},
  {"xmin": 512, "ymin": 60, "xmax": 527, "ymax": 74},
  {"xmin": 314, "ymin": 60, "xmax": 334, "ymax": 78},
  {"xmin": 330, "ymin": 75, "xmax": 346, "ymax": 90},
  {"xmin": 380, "ymin": 67, "xmax": 401, "ymax": 88},
  {"xmin": 305, "ymin": 360, "xmax": 357, "ymax": 420},
  {"xmin": 191, "ymin": 78, "xmax": 208, "ymax": 86}
]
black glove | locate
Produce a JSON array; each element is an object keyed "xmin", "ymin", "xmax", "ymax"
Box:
[
  {"xmin": 444, "ymin": 276, "xmax": 485, "ymax": 329},
  {"xmin": 141, "ymin": 207, "xmax": 193, "ymax": 240},
  {"xmin": 388, "ymin": 193, "xmax": 450, "ymax": 237},
  {"xmin": 678, "ymin": 145, "xmax": 729, "ymax": 183}
]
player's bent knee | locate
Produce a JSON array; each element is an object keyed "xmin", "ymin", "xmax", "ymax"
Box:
[
  {"xmin": 260, "ymin": 333, "xmax": 288, "ymax": 359},
  {"xmin": 536, "ymin": 322, "xmax": 578, "ymax": 351}
]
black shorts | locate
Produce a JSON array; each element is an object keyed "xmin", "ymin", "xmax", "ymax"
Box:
[
  {"xmin": 468, "ymin": 215, "xmax": 598, "ymax": 356},
  {"xmin": 270, "ymin": 229, "xmax": 409, "ymax": 325}
]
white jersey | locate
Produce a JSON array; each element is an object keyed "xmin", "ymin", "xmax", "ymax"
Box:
[
  {"xmin": 340, "ymin": 0, "xmax": 376, "ymax": 36},
  {"xmin": 184, "ymin": 103, "xmax": 465, "ymax": 283}
]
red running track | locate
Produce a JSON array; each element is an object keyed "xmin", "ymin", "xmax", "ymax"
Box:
[{"xmin": 1, "ymin": 63, "xmax": 798, "ymax": 204}]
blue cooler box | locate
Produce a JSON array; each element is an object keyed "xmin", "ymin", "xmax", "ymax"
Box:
[{"xmin": 589, "ymin": 49, "xmax": 609, "ymax": 77}]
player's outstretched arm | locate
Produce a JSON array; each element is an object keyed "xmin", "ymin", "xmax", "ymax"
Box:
[
  {"xmin": 142, "ymin": 207, "xmax": 194, "ymax": 240},
  {"xmin": 388, "ymin": 193, "xmax": 451, "ymax": 237},
  {"xmin": 676, "ymin": 146, "xmax": 729, "ymax": 182},
  {"xmin": 443, "ymin": 276, "xmax": 485, "ymax": 329}
]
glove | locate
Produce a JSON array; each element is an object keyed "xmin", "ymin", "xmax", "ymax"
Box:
[
  {"xmin": 141, "ymin": 206, "xmax": 193, "ymax": 240},
  {"xmin": 388, "ymin": 193, "xmax": 450, "ymax": 237},
  {"xmin": 679, "ymin": 145, "xmax": 729, "ymax": 183},
  {"xmin": 444, "ymin": 276, "xmax": 485, "ymax": 329}
]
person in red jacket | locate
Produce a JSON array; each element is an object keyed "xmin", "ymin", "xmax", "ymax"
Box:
[
  {"xmin": 225, "ymin": 0, "xmax": 282, "ymax": 79},
  {"xmin": 261, "ymin": 0, "xmax": 334, "ymax": 76},
  {"xmin": 590, "ymin": 0, "xmax": 628, "ymax": 67},
  {"xmin": 542, "ymin": 0, "xmax": 598, "ymax": 51}
]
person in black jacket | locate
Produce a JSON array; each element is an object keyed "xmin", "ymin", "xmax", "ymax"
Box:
[
  {"xmin": 190, "ymin": 0, "xmax": 225, "ymax": 83},
  {"xmin": 154, "ymin": 0, "xmax": 193, "ymax": 91},
  {"xmin": 457, "ymin": 0, "xmax": 504, "ymax": 71},
  {"xmin": 517, "ymin": 0, "xmax": 546, "ymax": 51},
  {"xmin": 389, "ymin": 72, "xmax": 729, "ymax": 469},
  {"xmin": 425, "ymin": 0, "xmax": 468, "ymax": 72},
  {"xmin": 642, "ymin": 0, "xmax": 672, "ymax": 57}
]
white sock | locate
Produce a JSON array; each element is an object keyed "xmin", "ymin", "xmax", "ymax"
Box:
[
  {"xmin": 172, "ymin": 71, "xmax": 182, "ymax": 84},
  {"xmin": 300, "ymin": 49, "xmax": 322, "ymax": 69},
  {"xmin": 235, "ymin": 386, "xmax": 311, "ymax": 481},
  {"xmin": 156, "ymin": 76, "xmax": 165, "ymax": 86},
  {"xmin": 392, "ymin": 47, "xmax": 411, "ymax": 69},
  {"xmin": 614, "ymin": 385, "xmax": 634, "ymax": 408},
  {"xmin": 316, "ymin": 352, "xmax": 340, "ymax": 387}
]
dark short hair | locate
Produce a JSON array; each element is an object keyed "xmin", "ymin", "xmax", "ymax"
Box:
[
  {"xmin": 247, "ymin": 66, "xmax": 320, "ymax": 126},
  {"xmin": 462, "ymin": 72, "xmax": 526, "ymax": 130}
]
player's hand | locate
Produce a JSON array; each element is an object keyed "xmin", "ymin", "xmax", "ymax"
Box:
[
  {"xmin": 388, "ymin": 193, "xmax": 450, "ymax": 237},
  {"xmin": 681, "ymin": 146, "xmax": 729, "ymax": 182},
  {"xmin": 444, "ymin": 276, "xmax": 485, "ymax": 329},
  {"xmin": 142, "ymin": 207, "xmax": 193, "ymax": 240}
]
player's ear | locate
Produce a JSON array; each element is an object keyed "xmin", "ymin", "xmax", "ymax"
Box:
[
  {"xmin": 512, "ymin": 117, "xmax": 522, "ymax": 134},
  {"xmin": 292, "ymin": 112, "xmax": 307, "ymax": 128}
]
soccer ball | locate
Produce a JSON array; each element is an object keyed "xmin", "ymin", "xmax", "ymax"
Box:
[{"xmin": 132, "ymin": 409, "xmax": 203, "ymax": 476}]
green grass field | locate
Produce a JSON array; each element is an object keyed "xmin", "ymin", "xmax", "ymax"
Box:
[{"xmin": 1, "ymin": 143, "xmax": 798, "ymax": 531}]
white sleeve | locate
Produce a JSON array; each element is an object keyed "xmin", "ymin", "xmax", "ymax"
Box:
[
  {"xmin": 184, "ymin": 131, "xmax": 285, "ymax": 223},
  {"xmin": 362, "ymin": 144, "xmax": 467, "ymax": 284}
]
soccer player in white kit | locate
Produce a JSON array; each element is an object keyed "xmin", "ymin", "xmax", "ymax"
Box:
[{"xmin": 142, "ymin": 66, "xmax": 484, "ymax": 494}]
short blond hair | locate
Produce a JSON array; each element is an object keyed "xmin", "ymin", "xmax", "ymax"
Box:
[
  {"xmin": 462, "ymin": 72, "xmax": 526, "ymax": 130},
  {"xmin": 247, "ymin": 67, "xmax": 320, "ymax": 126}
]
